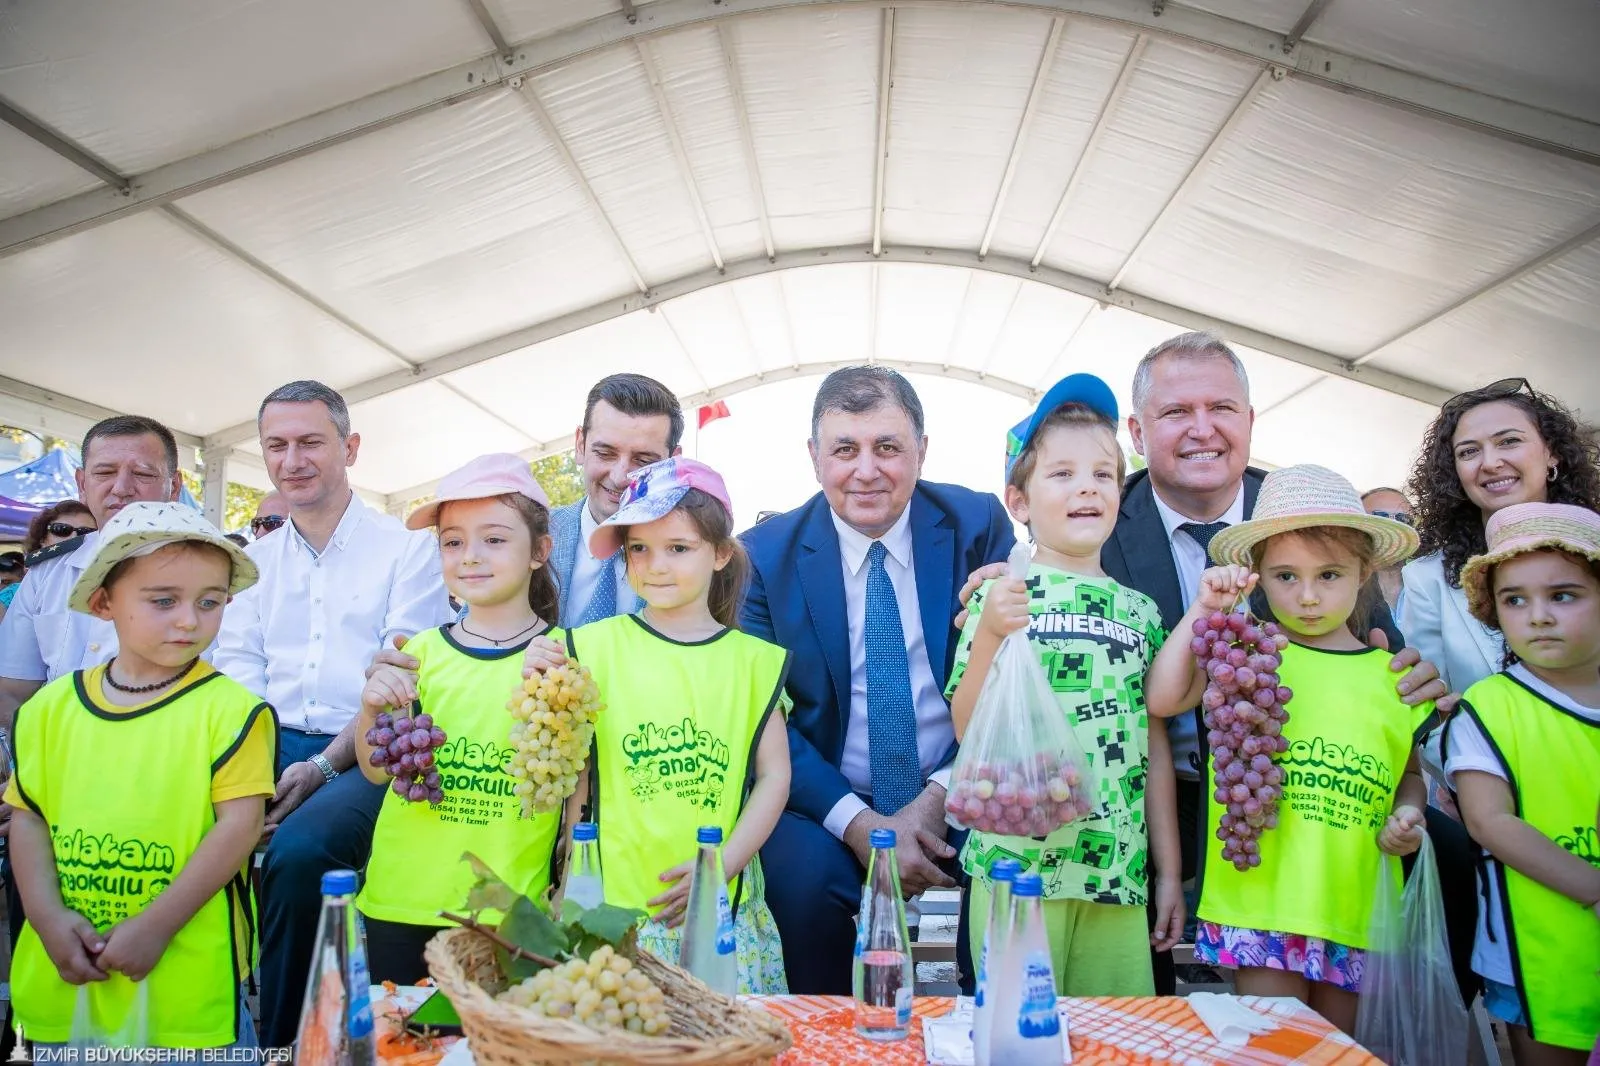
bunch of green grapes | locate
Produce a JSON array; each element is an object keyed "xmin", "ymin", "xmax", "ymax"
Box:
[
  {"xmin": 506, "ymin": 662, "xmax": 603, "ymax": 817},
  {"xmin": 497, "ymin": 944, "xmax": 669, "ymax": 1035}
]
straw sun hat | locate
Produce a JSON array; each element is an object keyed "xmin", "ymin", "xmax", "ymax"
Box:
[
  {"xmin": 1460, "ymin": 502, "xmax": 1600, "ymax": 626},
  {"xmin": 1207, "ymin": 464, "xmax": 1419, "ymax": 571}
]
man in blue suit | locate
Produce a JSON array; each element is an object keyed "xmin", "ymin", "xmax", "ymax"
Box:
[
  {"xmin": 741, "ymin": 366, "xmax": 1015, "ymax": 994},
  {"xmin": 548, "ymin": 374, "xmax": 683, "ymax": 628}
]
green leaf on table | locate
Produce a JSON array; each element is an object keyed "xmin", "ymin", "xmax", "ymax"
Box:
[
  {"xmin": 461, "ymin": 851, "xmax": 518, "ymax": 915},
  {"xmin": 497, "ymin": 895, "xmax": 570, "ymax": 979},
  {"xmin": 573, "ymin": 903, "xmax": 649, "ymax": 945}
]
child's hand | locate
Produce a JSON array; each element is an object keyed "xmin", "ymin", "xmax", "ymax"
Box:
[
  {"xmin": 645, "ymin": 861, "xmax": 695, "ymax": 929},
  {"xmin": 976, "ymin": 577, "xmax": 1030, "ymax": 642},
  {"xmin": 1378, "ymin": 805, "xmax": 1425, "ymax": 856},
  {"xmin": 363, "ymin": 664, "xmax": 416, "ymax": 712},
  {"xmin": 37, "ymin": 907, "xmax": 108, "ymax": 985},
  {"xmin": 1150, "ymin": 876, "xmax": 1185, "ymax": 952},
  {"xmin": 521, "ymin": 635, "xmax": 568, "ymax": 679},
  {"xmin": 97, "ymin": 913, "xmax": 175, "ymax": 983},
  {"xmin": 1195, "ymin": 565, "xmax": 1256, "ymax": 615}
]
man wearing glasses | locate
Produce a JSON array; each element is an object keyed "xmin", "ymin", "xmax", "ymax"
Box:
[
  {"xmin": 1361, "ymin": 487, "xmax": 1415, "ymax": 617},
  {"xmin": 251, "ymin": 491, "xmax": 287, "ymax": 539}
]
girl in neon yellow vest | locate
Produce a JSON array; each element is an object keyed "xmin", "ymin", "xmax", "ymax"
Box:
[
  {"xmin": 355, "ymin": 453, "xmax": 565, "ymax": 983},
  {"xmin": 5, "ymin": 502, "xmax": 272, "ymax": 1050},
  {"xmin": 558, "ymin": 457, "xmax": 791, "ymax": 994},
  {"xmin": 1446, "ymin": 502, "xmax": 1600, "ymax": 1061},
  {"xmin": 1148, "ymin": 465, "xmax": 1430, "ymax": 1035}
]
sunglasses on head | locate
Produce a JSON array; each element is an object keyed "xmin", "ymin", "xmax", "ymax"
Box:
[
  {"xmin": 1368, "ymin": 509, "xmax": 1414, "ymax": 527},
  {"xmin": 47, "ymin": 522, "xmax": 95, "ymax": 539},
  {"xmin": 0, "ymin": 556, "xmax": 22, "ymax": 572},
  {"xmin": 250, "ymin": 514, "xmax": 287, "ymax": 534},
  {"xmin": 1440, "ymin": 377, "xmax": 1532, "ymax": 417}
]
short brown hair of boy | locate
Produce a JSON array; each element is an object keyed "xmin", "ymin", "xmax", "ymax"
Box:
[
  {"xmin": 1248, "ymin": 526, "xmax": 1381, "ymax": 640},
  {"xmin": 1006, "ymin": 402, "xmax": 1126, "ymax": 495}
]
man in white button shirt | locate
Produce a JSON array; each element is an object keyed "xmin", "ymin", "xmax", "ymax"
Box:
[
  {"xmin": 0, "ymin": 415, "xmax": 185, "ymax": 727},
  {"xmin": 211, "ymin": 381, "xmax": 451, "ymax": 1049},
  {"xmin": 741, "ymin": 367, "xmax": 1015, "ymax": 993}
]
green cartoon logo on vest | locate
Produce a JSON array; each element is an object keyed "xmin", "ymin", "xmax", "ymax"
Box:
[
  {"xmin": 1280, "ymin": 735, "xmax": 1397, "ymax": 831},
  {"xmin": 1554, "ymin": 825, "xmax": 1599, "ymax": 864},
  {"xmin": 621, "ymin": 717, "xmax": 733, "ymax": 808}
]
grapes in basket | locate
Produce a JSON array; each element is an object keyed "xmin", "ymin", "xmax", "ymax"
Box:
[
  {"xmin": 1190, "ymin": 611, "xmax": 1293, "ymax": 870},
  {"xmin": 365, "ymin": 711, "xmax": 448, "ymax": 805},
  {"xmin": 507, "ymin": 662, "xmax": 604, "ymax": 817},
  {"xmin": 945, "ymin": 754, "xmax": 1093, "ymax": 837}
]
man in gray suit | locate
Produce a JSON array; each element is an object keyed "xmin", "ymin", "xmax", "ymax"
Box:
[{"xmin": 549, "ymin": 374, "xmax": 684, "ymax": 627}]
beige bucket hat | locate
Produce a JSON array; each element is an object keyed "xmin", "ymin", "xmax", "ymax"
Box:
[
  {"xmin": 68, "ymin": 501, "xmax": 258, "ymax": 614},
  {"xmin": 1207, "ymin": 464, "xmax": 1419, "ymax": 571},
  {"xmin": 1461, "ymin": 502, "xmax": 1600, "ymax": 626}
]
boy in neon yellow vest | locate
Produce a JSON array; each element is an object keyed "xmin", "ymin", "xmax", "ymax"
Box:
[
  {"xmin": 1446, "ymin": 502, "xmax": 1600, "ymax": 1061},
  {"xmin": 4, "ymin": 501, "xmax": 275, "ymax": 1050}
]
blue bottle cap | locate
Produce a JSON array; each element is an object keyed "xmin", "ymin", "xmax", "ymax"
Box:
[
  {"xmin": 1011, "ymin": 872, "xmax": 1043, "ymax": 898},
  {"xmin": 321, "ymin": 869, "xmax": 358, "ymax": 896},
  {"xmin": 869, "ymin": 828, "xmax": 897, "ymax": 849},
  {"xmin": 990, "ymin": 858, "xmax": 1023, "ymax": 882},
  {"xmin": 697, "ymin": 825, "xmax": 723, "ymax": 845},
  {"xmin": 573, "ymin": 822, "xmax": 598, "ymax": 842}
]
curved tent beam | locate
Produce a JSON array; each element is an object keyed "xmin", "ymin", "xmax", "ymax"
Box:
[
  {"xmin": 2, "ymin": 0, "xmax": 1597, "ymax": 258},
  {"xmin": 198, "ymin": 246, "xmax": 1457, "ymax": 453}
]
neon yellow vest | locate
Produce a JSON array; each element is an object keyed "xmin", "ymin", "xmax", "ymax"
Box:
[
  {"xmin": 570, "ymin": 616, "xmax": 789, "ymax": 916},
  {"xmin": 1457, "ymin": 672, "xmax": 1600, "ymax": 1050},
  {"xmin": 359, "ymin": 627, "xmax": 564, "ymax": 925},
  {"xmin": 10, "ymin": 668, "xmax": 272, "ymax": 1046},
  {"xmin": 1199, "ymin": 644, "xmax": 1429, "ymax": 948}
]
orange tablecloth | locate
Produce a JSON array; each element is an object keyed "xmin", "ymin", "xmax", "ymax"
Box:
[{"xmin": 751, "ymin": 995, "xmax": 1382, "ymax": 1065}]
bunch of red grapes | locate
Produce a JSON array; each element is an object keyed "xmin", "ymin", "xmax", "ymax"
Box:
[
  {"xmin": 946, "ymin": 754, "xmax": 1091, "ymax": 837},
  {"xmin": 1190, "ymin": 611, "xmax": 1293, "ymax": 871},
  {"xmin": 366, "ymin": 711, "xmax": 448, "ymax": 805}
]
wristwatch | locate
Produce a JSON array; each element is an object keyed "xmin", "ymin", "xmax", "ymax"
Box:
[{"xmin": 309, "ymin": 753, "xmax": 339, "ymax": 783}]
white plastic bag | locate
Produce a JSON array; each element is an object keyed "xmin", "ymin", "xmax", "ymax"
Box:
[
  {"xmin": 946, "ymin": 545, "xmax": 1096, "ymax": 838},
  {"xmin": 1354, "ymin": 836, "xmax": 1467, "ymax": 1066},
  {"xmin": 68, "ymin": 980, "xmax": 149, "ymax": 1051}
]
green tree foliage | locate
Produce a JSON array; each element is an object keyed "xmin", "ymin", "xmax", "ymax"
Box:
[
  {"xmin": 179, "ymin": 471, "xmax": 266, "ymax": 534},
  {"xmin": 530, "ymin": 453, "xmax": 585, "ymax": 507}
]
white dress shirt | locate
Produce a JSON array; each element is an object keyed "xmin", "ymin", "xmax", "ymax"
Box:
[
  {"xmin": 212, "ymin": 494, "xmax": 452, "ymax": 735},
  {"xmin": 822, "ymin": 506, "xmax": 956, "ymax": 839},
  {"xmin": 568, "ymin": 501, "xmax": 622, "ymax": 621},
  {"xmin": 1149, "ymin": 485, "xmax": 1246, "ymax": 779},
  {"xmin": 0, "ymin": 533, "xmax": 117, "ymax": 682}
]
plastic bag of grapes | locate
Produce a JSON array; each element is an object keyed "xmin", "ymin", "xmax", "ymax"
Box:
[
  {"xmin": 945, "ymin": 545, "xmax": 1096, "ymax": 838},
  {"xmin": 1353, "ymin": 836, "xmax": 1467, "ymax": 1066}
]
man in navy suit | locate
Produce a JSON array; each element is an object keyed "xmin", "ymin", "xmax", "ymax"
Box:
[{"xmin": 741, "ymin": 366, "xmax": 1015, "ymax": 994}]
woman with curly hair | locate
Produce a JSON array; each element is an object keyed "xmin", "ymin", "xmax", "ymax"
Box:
[
  {"xmin": 21, "ymin": 499, "xmax": 96, "ymax": 558},
  {"xmin": 1403, "ymin": 378, "xmax": 1600, "ymax": 690}
]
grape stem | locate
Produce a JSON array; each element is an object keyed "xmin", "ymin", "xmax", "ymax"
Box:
[{"xmin": 439, "ymin": 911, "xmax": 562, "ymax": 969}]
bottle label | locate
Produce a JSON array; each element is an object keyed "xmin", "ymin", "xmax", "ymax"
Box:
[
  {"xmin": 1015, "ymin": 952, "xmax": 1059, "ymax": 1040},
  {"xmin": 715, "ymin": 886, "xmax": 735, "ymax": 956},
  {"xmin": 895, "ymin": 986, "xmax": 912, "ymax": 1028},
  {"xmin": 974, "ymin": 938, "xmax": 988, "ymax": 1007},
  {"xmin": 348, "ymin": 938, "xmax": 374, "ymax": 1039}
]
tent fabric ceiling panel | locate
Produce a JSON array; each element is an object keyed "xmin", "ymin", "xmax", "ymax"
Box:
[
  {"xmin": 1250, "ymin": 376, "xmax": 1439, "ymax": 491},
  {"xmin": 938, "ymin": 272, "xmax": 1028, "ymax": 374},
  {"xmin": 646, "ymin": 28, "xmax": 771, "ymax": 263},
  {"xmin": 1122, "ymin": 78, "xmax": 1600, "ymax": 357},
  {"xmin": 1175, "ymin": 0, "xmax": 1307, "ymax": 35},
  {"xmin": 1039, "ymin": 37, "xmax": 1264, "ymax": 282},
  {"xmin": 177, "ymin": 92, "xmax": 641, "ymax": 361},
  {"xmin": 875, "ymin": 263, "xmax": 986, "ymax": 370},
  {"xmin": 730, "ymin": 9, "xmax": 880, "ymax": 249},
  {"xmin": 727, "ymin": 274, "xmax": 801, "ymax": 376},
  {"xmin": 0, "ymin": 0, "xmax": 487, "ymax": 175},
  {"xmin": 781, "ymin": 262, "xmax": 875, "ymax": 364},
  {"xmin": 1366, "ymin": 241, "xmax": 1600, "ymax": 420},
  {"xmin": 530, "ymin": 46, "xmax": 719, "ymax": 284},
  {"xmin": 0, "ymin": 124, "xmax": 103, "ymax": 218},
  {"xmin": 879, "ymin": 7, "xmax": 1059, "ymax": 250},
  {"xmin": 0, "ymin": 212, "xmax": 404, "ymax": 436},
  {"xmin": 977, "ymin": 283, "xmax": 1100, "ymax": 388},
  {"xmin": 341, "ymin": 382, "xmax": 536, "ymax": 495},
  {"xmin": 658, "ymin": 286, "xmax": 764, "ymax": 387},
  {"xmin": 983, "ymin": 20, "xmax": 1143, "ymax": 261},
  {"xmin": 1307, "ymin": 0, "xmax": 1600, "ymax": 122},
  {"xmin": 480, "ymin": 0, "xmax": 624, "ymax": 45}
]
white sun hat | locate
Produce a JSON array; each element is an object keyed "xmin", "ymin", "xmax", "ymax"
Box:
[
  {"xmin": 1207, "ymin": 464, "xmax": 1419, "ymax": 571},
  {"xmin": 68, "ymin": 501, "xmax": 258, "ymax": 614}
]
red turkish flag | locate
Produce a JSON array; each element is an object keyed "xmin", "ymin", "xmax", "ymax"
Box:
[{"xmin": 698, "ymin": 401, "xmax": 731, "ymax": 429}]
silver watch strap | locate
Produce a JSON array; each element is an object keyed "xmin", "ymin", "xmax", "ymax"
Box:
[{"xmin": 309, "ymin": 753, "xmax": 338, "ymax": 782}]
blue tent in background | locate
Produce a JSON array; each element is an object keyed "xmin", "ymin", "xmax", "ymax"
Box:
[{"xmin": 0, "ymin": 449, "xmax": 200, "ymax": 542}]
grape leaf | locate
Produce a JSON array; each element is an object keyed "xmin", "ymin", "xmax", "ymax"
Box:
[
  {"xmin": 496, "ymin": 896, "xmax": 569, "ymax": 980},
  {"xmin": 572, "ymin": 903, "xmax": 649, "ymax": 946},
  {"xmin": 461, "ymin": 852, "xmax": 518, "ymax": 915}
]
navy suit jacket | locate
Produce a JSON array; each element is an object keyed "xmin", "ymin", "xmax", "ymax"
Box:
[
  {"xmin": 739, "ymin": 483, "xmax": 1016, "ymax": 825},
  {"xmin": 549, "ymin": 498, "xmax": 642, "ymax": 630}
]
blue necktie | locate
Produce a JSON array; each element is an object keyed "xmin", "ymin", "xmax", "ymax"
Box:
[
  {"xmin": 1179, "ymin": 521, "xmax": 1229, "ymax": 563},
  {"xmin": 578, "ymin": 556, "xmax": 619, "ymax": 627},
  {"xmin": 865, "ymin": 541, "xmax": 921, "ymax": 815}
]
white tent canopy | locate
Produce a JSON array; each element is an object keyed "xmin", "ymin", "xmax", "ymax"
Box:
[{"xmin": 2, "ymin": 0, "xmax": 1597, "ymax": 518}]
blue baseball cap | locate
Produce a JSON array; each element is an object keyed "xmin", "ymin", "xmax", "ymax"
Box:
[{"xmin": 1004, "ymin": 373, "xmax": 1119, "ymax": 481}]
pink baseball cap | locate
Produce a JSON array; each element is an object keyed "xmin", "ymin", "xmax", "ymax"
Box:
[
  {"xmin": 405, "ymin": 453, "xmax": 551, "ymax": 530},
  {"xmin": 588, "ymin": 457, "xmax": 733, "ymax": 559}
]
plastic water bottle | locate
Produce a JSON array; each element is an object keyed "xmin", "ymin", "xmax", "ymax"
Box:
[
  {"xmin": 679, "ymin": 826, "xmax": 737, "ymax": 995},
  {"xmin": 295, "ymin": 869, "xmax": 375, "ymax": 1066},
  {"xmin": 565, "ymin": 821, "xmax": 605, "ymax": 912},
  {"xmin": 989, "ymin": 872, "xmax": 1059, "ymax": 1065},
  {"xmin": 853, "ymin": 828, "xmax": 914, "ymax": 1041},
  {"xmin": 972, "ymin": 858, "xmax": 1022, "ymax": 1066}
]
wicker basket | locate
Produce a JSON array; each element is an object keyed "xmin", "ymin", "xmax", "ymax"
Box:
[{"xmin": 424, "ymin": 926, "xmax": 794, "ymax": 1066}]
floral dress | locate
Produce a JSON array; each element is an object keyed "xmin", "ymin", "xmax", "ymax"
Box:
[{"xmin": 635, "ymin": 858, "xmax": 788, "ymax": 994}]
